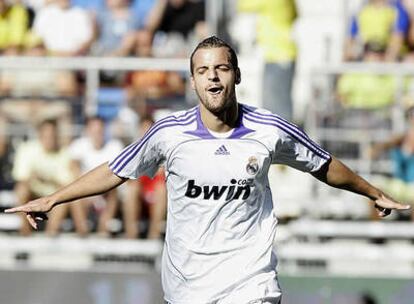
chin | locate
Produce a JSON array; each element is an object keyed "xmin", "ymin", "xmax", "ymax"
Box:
[
  {"xmin": 205, "ymin": 101, "xmax": 227, "ymax": 114},
  {"xmin": 200, "ymin": 93, "xmax": 235, "ymax": 114}
]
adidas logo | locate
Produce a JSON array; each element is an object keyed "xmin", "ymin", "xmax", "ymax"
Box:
[{"xmin": 215, "ymin": 145, "xmax": 230, "ymax": 155}]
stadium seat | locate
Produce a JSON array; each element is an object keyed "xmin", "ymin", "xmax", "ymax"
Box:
[{"xmin": 96, "ymin": 88, "xmax": 127, "ymax": 122}]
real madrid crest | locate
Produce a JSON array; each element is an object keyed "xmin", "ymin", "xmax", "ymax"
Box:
[{"xmin": 246, "ymin": 156, "xmax": 259, "ymax": 176}]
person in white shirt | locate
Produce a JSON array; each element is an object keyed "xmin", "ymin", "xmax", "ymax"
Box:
[
  {"xmin": 69, "ymin": 116, "xmax": 123, "ymax": 173},
  {"xmin": 69, "ymin": 116, "xmax": 123, "ymax": 236},
  {"xmin": 6, "ymin": 36, "xmax": 411, "ymax": 304},
  {"xmin": 33, "ymin": 0, "xmax": 94, "ymax": 55}
]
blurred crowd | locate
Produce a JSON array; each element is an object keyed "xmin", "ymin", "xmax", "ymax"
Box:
[
  {"xmin": 1, "ymin": 114, "xmax": 168, "ymax": 239},
  {"xmin": 0, "ymin": 0, "xmax": 206, "ymax": 239},
  {"xmin": 5, "ymin": 0, "xmax": 414, "ymax": 237},
  {"xmin": 339, "ymin": 0, "xmax": 414, "ymax": 110},
  {"xmin": 0, "ymin": 0, "xmax": 206, "ymax": 57},
  {"xmin": 335, "ymin": 0, "xmax": 414, "ymax": 220},
  {"xmin": 233, "ymin": 0, "xmax": 414, "ymax": 221},
  {"xmin": 0, "ymin": 0, "xmax": 205, "ymax": 121}
]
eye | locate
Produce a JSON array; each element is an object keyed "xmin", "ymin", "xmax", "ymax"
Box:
[
  {"xmin": 218, "ymin": 65, "xmax": 230, "ymax": 71},
  {"xmin": 197, "ymin": 67, "xmax": 207, "ymax": 74}
]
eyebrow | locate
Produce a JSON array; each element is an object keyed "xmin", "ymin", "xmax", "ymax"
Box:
[{"xmin": 195, "ymin": 63, "xmax": 232, "ymax": 71}]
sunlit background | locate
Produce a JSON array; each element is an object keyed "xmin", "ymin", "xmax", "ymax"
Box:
[{"xmin": 0, "ymin": 0, "xmax": 413, "ymax": 303}]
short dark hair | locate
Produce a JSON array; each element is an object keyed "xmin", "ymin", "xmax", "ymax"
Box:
[
  {"xmin": 85, "ymin": 115, "xmax": 105, "ymax": 125},
  {"xmin": 37, "ymin": 118, "xmax": 58, "ymax": 131},
  {"xmin": 190, "ymin": 36, "xmax": 238, "ymax": 75},
  {"xmin": 363, "ymin": 42, "xmax": 386, "ymax": 54}
]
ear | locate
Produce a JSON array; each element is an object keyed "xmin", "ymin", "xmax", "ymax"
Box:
[
  {"xmin": 235, "ymin": 68, "xmax": 241, "ymax": 85},
  {"xmin": 190, "ymin": 76, "xmax": 195, "ymax": 90}
]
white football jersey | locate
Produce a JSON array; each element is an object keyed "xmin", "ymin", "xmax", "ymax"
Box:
[{"xmin": 109, "ymin": 103, "xmax": 331, "ymax": 304}]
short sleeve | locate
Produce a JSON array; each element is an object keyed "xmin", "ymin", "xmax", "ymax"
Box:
[
  {"xmin": 273, "ymin": 124, "xmax": 331, "ymax": 173},
  {"xmin": 108, "ymin": 126, "xmax": 165, "ymax": 179},
  {"xmin": 349, "ymin": 16, "xmax": 358, "ymax": 38},
  {"xmin": 158, "ymin": 4, "xmax": 172, "ymax": 32},
  {"xmin": 108, "ymin": 140, "xmax": 124, "ymax": 155},
  {"xmin": 8, "ymin": 6, "xmax": 29, "ymax": 47},
  {"xmin": 68, "ymin": 138, "xmax": 85, "ymax": 161},
  {"xmin": 132, "ymin": 0, "xmax": 155, "ymax": 28},
  {"xmin": 12, "ymin": 142, "xmax": 33, "ymax": 181},
  {"xmin": 32, "ymin": 8, "xmax": 48, "ymax": 38},
  {"xmin": 74, "ymin": 9, "xmax": 93, "ymax": 43},
  {"xmin": 55, "ymin": 152, "xmax": 74, "ymax": 185},
  {"xmin": 394, "ymin": 2, "xmax": 409, "ymax": 34}
]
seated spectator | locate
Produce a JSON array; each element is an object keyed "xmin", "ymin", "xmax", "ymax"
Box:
[
  {"xmin": 0, "ymin": 118, "xmax": 18, "ymax": 211},
  {"xmin": 71, "ymin": 0, "xmax": 105, "ymax": 15},
  {"xmin": 126, "ymin": 69, "xmax": 185, "ymax": 115},
  {"xmin": 0, "ymin": 128, "xmax": 15, "ymax": 192},
  {"xmin": 0, "ymin": 35, "xmax": 78, "ymax": 98},
  {"xmin": 131, "ymin": 0, "xmax": 154, "ymax": 26},
  {"xmin": 68, "ymin": 116, "xmax": 123, "ymax": 236},
  {"xmin": 124, "ymin": 115, "xmax": 167, "ymax": 239},
  {"xmin": 344, "ymin": 0, "xmax": 408, "ymax": 61},
  {"xmin": 400, "ymin": 0, "xmax": 414, "ymax": 52},
  {"xmin": 370, "ymin": 105, "xmax": 414, "ymax": 220},
  {"xmin": 402, "ymin": 50, "xmax": 414, "ymax": 101},
  {"xmin": 32, "ymin": 0, "xmax": 94, "ymax": 56},
  {"xmin": 0, "ymin": 0, "xmax": 30, "ymax": 54},
  {"xmin": 23, "ymin": 0, "xmax": 50, "ymax": 14},
  {"xmin": 0, "ymin": 34, "xmax": 77, "ymax": 142},
  {"xmin": 91, "ymin": 0, "xmax": 145, "ymax": 56},
  {"xmin": 146, "ymin": 0, "xmax": 206, "ymax": 57},
  {"xmin": 71, "ymin": 0, "xmax": 155, "ymax": 24},
  {"xmin": 126, "ymin": 30, "xmax": 186, "ymax": 116},
  {"xmin": 12, "ymin": 119, "xmax": 88, "ymax": 236},
  {"xmin": 337, "ymin": 43, "xmax": 397, "ymax": 109}
]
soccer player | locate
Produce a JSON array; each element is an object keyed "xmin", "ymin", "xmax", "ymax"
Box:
[{"xmin": 5, "ymin": 36, "xmax": 411, "ymax": 304}]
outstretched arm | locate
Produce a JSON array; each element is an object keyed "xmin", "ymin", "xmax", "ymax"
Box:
[
  {"xmin": 5, "ymin": 163, "xmax": 127, "ymax": 229},
  {"xmin": 311, "ymin": 157, "xmax": 411, "ymax": 217}
]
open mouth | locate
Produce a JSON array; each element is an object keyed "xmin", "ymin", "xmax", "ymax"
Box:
[{"xmin": 207, "ymin": 86, "xmax": 223, "ymax": 95}]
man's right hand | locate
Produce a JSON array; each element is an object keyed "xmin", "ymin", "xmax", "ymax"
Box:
[
  {"xmin": 4, "ymin": 163, "xmax": 126, "ymax": 230},
  {"xmin": 4, "ymin": 197, "xmax": 55, "ymax": 229}
]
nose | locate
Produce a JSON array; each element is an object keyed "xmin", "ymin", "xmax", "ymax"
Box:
[{"xmin": 207, "ymin": 68, "xmax": 219, "ymax": 81}]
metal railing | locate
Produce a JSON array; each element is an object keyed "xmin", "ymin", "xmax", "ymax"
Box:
[
  {"xmin": 309, "ymin": 62, "xmax": 414, "ymax": 175},
  {"xmin": 0, "ymin": 56, "xmax": 189, "ymax": 115}
]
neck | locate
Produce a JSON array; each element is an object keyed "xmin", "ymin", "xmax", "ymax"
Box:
[
  {"xmin": 44, "ymin": 146, "xmax": 58, "ymax": 153},
  {"xmin": 200, "ymin": 100, "xmax": 239, "ymax": 132}
]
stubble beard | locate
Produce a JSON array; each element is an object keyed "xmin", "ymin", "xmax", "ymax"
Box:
[{"xmin": 197, "ymin": 89, "xmax": 237, "ymax": 116}]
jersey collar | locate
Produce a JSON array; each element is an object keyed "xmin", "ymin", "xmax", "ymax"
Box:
[{"xmin": 184, "ymin": 104, "xmax": 254, "ymax": 139}]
